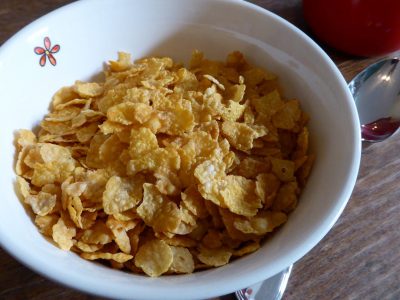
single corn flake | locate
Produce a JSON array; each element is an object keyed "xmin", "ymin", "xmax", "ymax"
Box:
[
  {"xmin": 226, "ymin": 84, "xmax": 246, "ymax": 102},
  {"xmin": 16, "ymin": 176, "xmax": 31, "ymax": 199},
  {"xmin": 80, "ymin": 221, "xmax": 113, "ymax": 245},
  {"xmin": 134, "ymin": 239, "xmax": 173, "ymax": 277},
  {"xmin": 157, "ymin": 234, "xmax": 197, "ymax": 248},
  {"xmin": 82, "ymin": 169, "xmax": 110, "ymax": 203},
  {"xmin": 67, "ymin": 195, "xmax": 84, "ymax": 228},
  {"xmin": 127, "ymin": 147, "xmax": 180, "ymax": 176},
  {"xmin": 181, "ymin": 186, "xmax": 208, "ymax": 219},
  {"xmin": 75, "ymin": 241, "xmax": 103, "ymax": 253},
  {"xmin": 157, "ymin": 107, "xmax": 195, "ymax": 136},
  {"xmin": 194, "ymin": 160, "xmax": 226, "ymax": 207},
  {"xmin": 154, "ymin": 169, "xmax": 181, "ymax": 196},
  {"xmin": 292, "ymin": 127, "xmax": 309, "ymax": 160},
  {"xmin": 16, "ymin": 130, "xmax": 37, "ymax": 150},
  {"xmin": 272, "ymin": 99, "xmax": 301, "ymax": 130},
  {"xmin": 129, "ymin": 127, "xmax": 158, "ymax": 159},
  {"xmin": 203, "ymin": 74, "xmax": 225, "ymax": 91},
  {"xmin": 35, "ymin": 214, "xmax": 58, "ymax": 236},
  {"xmin": 31, "ymin": 161, "xmax": 75, "ymax": 187},
  {"xmin": 270, "ymin": 158, "xmax": 295, "ymax": 182},
  {"xmin": 221, "ymin": 121, "xmax": 267, "ymax": 151},
  {"xmin": 25, "ymin": 191, "xmax": 57, "ymax": 216},
  {"xmin": 219, "ymin": 208, "xmax": 256, "ymax": 242},
  {"xmin": 51, "ymin": 86, "xmax": 79, "ymax": 108},
  {"xmin": 297, "ymin": 154, "xmax": 315, "ymax": 187},
  {"xmin": 109, "ymin": 52, "xmax": 132, "ymax": 72},
  {"xmin": 233, "ymin": 241, "xmax": 260, "ymax": 257},
  {"xmin": 243, "ymin": 67, "xmax": 276, "ymax": 86},
  {"xmin": 52, "ymin": 217, "xmax": 76, "ymax": 250},
  {"xmin": 272, "ymin": 181, "xmax": 299, "ymax": 213},
  {"xmin": 106, "ymin": 216, "xmax": 138, "ymax": 254},
  {"xmin": 64, "ymin": 181, "xmax": 87, "ymax": 197},
  {"xmin": 107, "ymin": 102, "xmax": 153, "ymax": 125},
  {"xmin": 197, "ymin": 246, "xmax": 232, "ymax": 267},
  {"xmin": 85, "ymin": 133, "xmax": 109, "ymax": 169},
  {"xmin": 221, "ymin": 100, "xmax": 245, "ymax": 122},
  {"xmin": 234, "ymin": 157, "xmax": 270, "ymax": 179},
  {"xmin": 220, "ymin": 175, "xmax": 262, "ymax": 217},
  {"xmin": 103, "ymin": 175, "xmax": 144, "ymax": 215},
  {"xmin": 98, "ymin": 134, "xmax": 125, "ymax": 166},
  {"xmin": 255, "ymin": 173, "xmax": 281, "ymax": 208},
  {"xmin": 98, "ymin": 120, "xmax": 127, "ymax": 135},
  {"xmin": 169, "ymin": 246, "xmax": 195, "ymax": 274},
  {"xmin": 243, "ymin": 102, "xmax": 255, "ymax": 124},
  {"xmin": 73, "ymin": 81, "xmax": 104, "ymax": 98},
  {"xmin": 251, "ymin": 90, "xmax": 283, "ymax": 117},
  {"xmin": 81, "ymin": 252, "xmax": 133, "ymax": 263},
  {"xmin": 233, "ymin": 210, "xmax": 287, "ymax": 235},
  {"xmin": 75, "ymin": 122, "xmax": 100, "ymax": 143}
]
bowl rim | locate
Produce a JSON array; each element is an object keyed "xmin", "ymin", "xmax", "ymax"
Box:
[{"xmin": 0, "ymin": 0, "xmax": 361, "ymax": 299}]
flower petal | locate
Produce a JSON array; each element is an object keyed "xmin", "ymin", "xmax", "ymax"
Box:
[
  {"xmin": 34, "ymin": 47, "xmax": 45, "ymax": 55},
  {"xmin": 44, "ymin": 37, "xmax": 51, "ymax": 50},
  {"xmin": 39, "ymin": 54, "xmax": 46, "ymax": 67},
  {"xmin": 47, "ymin": 53, "xmax": 57, "ymax": 66},
  {"xmin": 50, "ymin": 44, "xmax": 60, "ymax": 53}
]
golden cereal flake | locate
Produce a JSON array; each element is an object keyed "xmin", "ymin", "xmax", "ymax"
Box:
[
  {"xmin": 221, "ymin": 121, "xmax": 267, "ymax": 151},
  {"xmin": 129, "ymin": 127, "xmax": 158, "ymax": 158},
  {"xmin": 103, "ymin": 175, "xmax": 144, "ymax": 215},
  {"xmin": 197, "ymin": 246, "xmax": 232, "ymax": 267},
  {"xmin": 52, "ymin": 217, "xmax": 76, "ymax": 250},
  {"xmin": 134, "ymin": 239, "xmax": 173, "ymax": 277},
  {"xmin": 73, "ymin": 81, "xmax": 104, "ymax": 98},
  {"xmin": 220, "ymin": 175, "xmax": 262, "ymax": 217},
  {"xmin": 81, "ymin": 252, "xmax": 133, "ymax": 263},
  {"xmin": 169, "ymin": 246, "xmax": 195, "ymax": 274},
  {"xmin": 233, "ymin": 210, "xmax": 287, "ymax": 235},
  {"xmin": 80, "ymin": 221, "xmax": 113, "ymax": 245},
  {"xmin": 127, "ymin": 147, "xmax": 180, "ymax": 176},
  {"xmin": 25, "ymin": 191, "xmax": 57, "ymax": 216}
]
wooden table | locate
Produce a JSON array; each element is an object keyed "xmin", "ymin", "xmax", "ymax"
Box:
[{"xmin": 1, "ymin": 1, "xmax": 399, "ymax": 299}]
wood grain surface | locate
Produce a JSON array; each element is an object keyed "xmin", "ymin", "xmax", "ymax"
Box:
[{"xmin": 1, "ymin": 1, "xmax": 399, "ymax": 299}]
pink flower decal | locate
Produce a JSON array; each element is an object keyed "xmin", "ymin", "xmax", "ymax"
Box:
[{"xmin": 34, "ymin": 37, "xmax": 60, "ymax": 67}]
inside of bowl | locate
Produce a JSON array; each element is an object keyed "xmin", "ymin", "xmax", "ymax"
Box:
[{"xmin": 0, "ymin": 0, "xmax": 360, "ymax": 298}]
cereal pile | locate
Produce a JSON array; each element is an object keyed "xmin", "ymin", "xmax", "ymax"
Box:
[{"xmin": 15, "ymin": 51, "xmax": 314, "ymax": 277}]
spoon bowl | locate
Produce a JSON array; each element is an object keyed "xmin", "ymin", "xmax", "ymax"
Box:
[{"xmin": 348, "ymin": 57, "xmax": 400, "ymax": 142}]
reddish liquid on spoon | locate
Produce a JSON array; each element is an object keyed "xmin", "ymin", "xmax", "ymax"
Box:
[{"xmin": 361, "ymin": 117, "xmax": 400, "ymax": 141}]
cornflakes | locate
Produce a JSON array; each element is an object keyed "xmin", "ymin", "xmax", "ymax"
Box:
[
  {"xmin": 103, "ymin": 175, "xmax": 144, "ymax": 214},
  {"xmin": 221, "ymin": 121, "xmax": 267, "ymax": 151},
  {"xmin": 169, "ymin": 246, "xmax": 195, "ymax": 274},
  {"xmin": 81, "ymin": 252, "xmax": 133, "ymax": 263},
  {"xmin": 52, "ymin": 217, "xmax": 76, "ymax": 250},
  {"xmin": 14, "ymin": 50, "xmax": 313, "ymax": 277},
  {"xmin": 197, "ymin": 246, "xmax": 232, "ymax": 267},
  {"xmin": 134, "ymin": 239, "xmax": 173, "ymax": 277}
]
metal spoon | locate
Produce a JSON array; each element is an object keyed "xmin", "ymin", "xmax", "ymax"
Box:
[
  {"xmin": 235, "ymin": 266, "xmax": 292, "ymax": 300},
  {"xmin": 348, "ymin": 57, "xmax": 400, "ymax": 142}
]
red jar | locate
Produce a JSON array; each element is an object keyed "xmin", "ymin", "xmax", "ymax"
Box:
[{"xmin": 303, "ymin": 0, "xmax": 400, "ymax": 56}]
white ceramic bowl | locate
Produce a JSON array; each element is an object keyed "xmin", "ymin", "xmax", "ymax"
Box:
[{"xmin": 0, "ymin": 0, "xmax": 361, "ymax": 299}]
